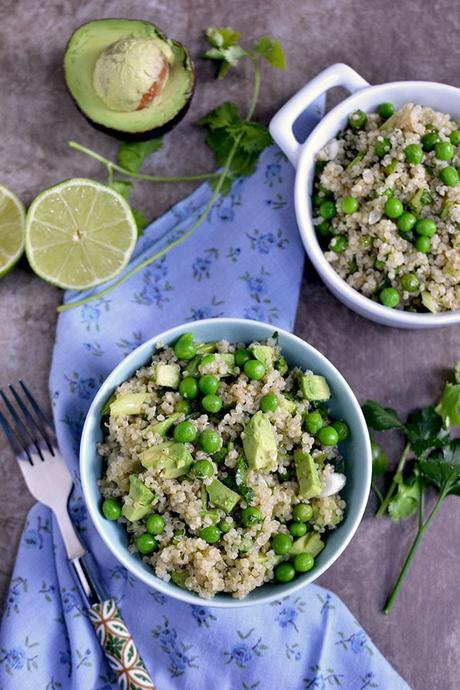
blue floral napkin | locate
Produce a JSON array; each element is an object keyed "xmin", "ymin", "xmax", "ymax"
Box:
[{"xmin": 1, "ymin": 111, "xmax": 410, "ymax": 689}]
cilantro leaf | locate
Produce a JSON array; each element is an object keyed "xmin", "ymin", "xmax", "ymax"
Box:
[
  {"xmin": 371, "ymin": 438, "xmax": 389, "ymax": 476},
  {"xmin": 388, "ymin": 475, "xmax": 420, "ymax": 522},
  {"xmin": 131, "ymin": 208, "xmax": 148, "ymax": 235},
  {"xmin": 436, "ymin": 382, "xmax": 460, "ymax": 429},
  {"xmin": 203, "ymin": 27, "xmax": 248, "ymax": 79},
  {"xmin": 198, "ymin": 102, "xmax": 241, "ymax": 131},
  {"xmin": 117, "ymin": 138, "xmax": 163, "ymax": 174},
  {"xmin": 405, "ymin": 406, "xmax": 448, "ymax": 457},
  {"xmin": 253, "ymin": 36, "xmax": 286, "ymax": 69},
  {"xmin": 419, "ymin": 440, "xmax": 460, "ymax": 495},
  {"xmin": 362, "ymin": 400, "xmax": 405, "ymax": 431},
  {"xmin": 109, "ymin": 179, "xmax": 133, "ymax": 200},
  {"xmin": 455, "ymin": 360, "xmax": 460, "ymax": 384},
  {"xmin": 239, "ymin": 121, "xmax": 273, "ymax": 154}
]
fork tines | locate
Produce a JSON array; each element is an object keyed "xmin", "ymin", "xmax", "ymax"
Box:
[{"xmin": 0, "ymin": 381, "xmax": 55, "ymax": 465}]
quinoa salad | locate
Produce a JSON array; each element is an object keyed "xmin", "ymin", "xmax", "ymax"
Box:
[
  {"xmin": 98, "ymin": 333, "xmax": 349, "ymax": 599},
  {"xmin": 313, "ymin": 102, "xmax": 460, "ymax": 313}
]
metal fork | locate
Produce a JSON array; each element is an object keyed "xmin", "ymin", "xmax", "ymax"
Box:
[{"xmin": 0, "ymin": 382, "xmax": 156, "ymax": 690}]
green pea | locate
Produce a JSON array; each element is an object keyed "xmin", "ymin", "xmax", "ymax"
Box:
[
  {"xmin": 379, "ymin": 287, "xmax": 400, "ymax": 308},
  {"xmin": 377, "ymin": 102, "xmax": 395, "ymax": 119},
  {"xmin": 199, "ymin": 525, "xmax": 221, "ymax": 544},
  {"xmin": 316, "ymin": 220, "xmax": 332, "ymax": 237},
  {"xmin": 360, "ymin": 235, "xmax": 372, "ymax": 249},
  {"xmin": 174, "ymin": 333, "xmax": 196, "ymax": 361},
  {"xmin": 374, "ymin": 259, "xmax": 385, "ymax": 270},
  {"xmin": 260, "ymin": 393, "xmax": 278, "ymax": 413},
  {"xmin": 146, "ymin": 514, "xmax": 165, "ymax": 535},
  {"xmin": 348, "ymin": 109, "xmax": 368, "ymax": 130},
  {"xmin": 319, "ymin": 200, "xmax": 337, "ymax": 219},
  {"xmin": 384, "ymin": 159, "xmax": 398, "ymax": 175},
  {"xmin": 330, "ymin": 235, "xmax": 348, "ymax": 253},
  {"xmin": 435, "ymin": 141, "xmax": 454, "ymax": 161},
  {"xmin": 199, "ymin": 374, "xmax": 219, "ymax": 396},
  {"xmin": 212, "ymin": 445, "xmax": 229, "ymax": 464},
  {"xmin": 293, "ymin": 552, "xmax": 315, "ymax": 573},
  {"xmin": 198, "ymin": 429, "xmax": 221, "ymax": 454},
  {"xmin": 396, "ymin": 212, "xmax": 416, "ymax": 233},
  {"xmin": 384, "ymin": 197, "xmax": 404, "ymax": 219},
  {"xmin": 219, "ymin": 518, "xmax": 235, "ymax": 534},
  {"xmin": 375, "ymin": 137, "xmax": 391, "ymax": 158},
  {"xmin": 289, "ymin": 521, "xmax": 307, "ymax": 537},
  {"xmin": 234, "ymin": 349, "xmax": 252, "ymax": 367},
  {"xmin": 244, "ymin": 359, "xmax": 266, "ymax": 380},
  {"xmin": 440, "ymin": 165, "xmax": 459, "ymax": 186},
  {"xmin": 136, "ymin": 533, "xmax": 158, "ymax": 554},
  {"xmin": 292, "ymin": 503, "xmax": 314, "ymax": 522},
  {"xmin": 102, "ymin": 498, "xmax": 121, "ymax": 521},
  {"xmin": 179, "ymin": 376, "xmax": 198, "ymax": 400},
  {"xmin": 415, "ymin": 235, "xmax": 431, "ymax": 253},
  {"xmin": 449, "ymin": 130, "xmax": 460, "ymax": 145},
  {"xmin": 404, "ymin": 144, "xmax": 424, "ymax": 165},
  {"xmin": 317, "ymin": 425, "xmax": 340, "ymax": 446},
  {"xmin": 371, "ymin": 439, "xmax": 389, "ymax": 476},
  {"xmin": 275, "ymin": 562, "xmax": 296, "ymax": 583},
  {"xmin": 415, "ymin": 218, "xmax": 436, "ymax": 237},
  {"xmin": 304, "ymin": 410, "xmax": 324, "ymax": 434},
  {"xmin": 202, "ymin": 394, "xmax": 222, "ymax": 413},
  {"xmin": 401, "ymin": 273, "xmax": 420, "ymax": 292},
  {"xmin": 191, "ymin": 459, "xmax": 214, "ymax": 479},
  {"xmin": 332, "ymin": 420, "xmax": 350, "ymax": 441},
  {"xmin": 175, "ymin": 399, "xmax": 191, "ymax": 414},
  {"xmin": 240, "ymin": 507, "xmax": 263, "ymax": 527},
  {"xmin": 271, "ymin": 532, "xmax": 293, "ymax": 555},
  {"xmin": 173, "ymin": 421, "xmax": 197, "ymax": 443},
  {"xmin": 421, "ymin": 131, "xmax": 440, "ymax": 152},
  {"xmin": 341, "ymin": 196, "xmax": 359, "ymax": 214}
]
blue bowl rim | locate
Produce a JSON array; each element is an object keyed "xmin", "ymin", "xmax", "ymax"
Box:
[{"xmin": 80, "ymin": 317, "xmax": 371, "ymax": 608}]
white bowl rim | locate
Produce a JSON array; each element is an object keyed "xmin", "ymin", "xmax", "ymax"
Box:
[
  {"xmin": 80, "ymin": 317, "xmax": 372, "ymax": 607},
  {"xmin": 294, "ymin": 78, "xmax": 460, "ymax": 327}
]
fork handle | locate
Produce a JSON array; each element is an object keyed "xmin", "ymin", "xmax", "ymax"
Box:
[{"xmin": 88, "ymin": 598, "xmax": 156, "ymax": 690}]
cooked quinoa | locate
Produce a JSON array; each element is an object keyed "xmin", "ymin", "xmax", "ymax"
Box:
[
  {"xmin": 98, "ymin": 334, "xmax": 348, "ymax": 599},
  {"xmin": 313, "ymin": 102, "xmax": 460, "ymax": 313}
]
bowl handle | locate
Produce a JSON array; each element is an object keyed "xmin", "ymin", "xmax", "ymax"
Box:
[{"xmin": 269, "ymin": 63, "xmax": 369, "ymax": 166}]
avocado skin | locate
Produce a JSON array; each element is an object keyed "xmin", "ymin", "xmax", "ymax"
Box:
[{"xmin": 63, "ymin": 20, "xmax": 195, "ymax": 141}]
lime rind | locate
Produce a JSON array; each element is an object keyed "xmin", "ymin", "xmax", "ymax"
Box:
[
  {"xmin": 25, "ymin": 178, "xmax": 138, "ymax": 290},
  {"xmin": 0, "ymin": 184, "xmax": 25, "ymax": 278}
]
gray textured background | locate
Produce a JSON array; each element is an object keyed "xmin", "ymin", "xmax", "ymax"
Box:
[{"xmin": 1, "ymin": 1, "xmax": 459, "ymax": 688}]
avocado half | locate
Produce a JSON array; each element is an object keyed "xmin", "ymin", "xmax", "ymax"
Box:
[{"xmin": 64, "ymin": 19, "xmax": 195, "ymax": 140}]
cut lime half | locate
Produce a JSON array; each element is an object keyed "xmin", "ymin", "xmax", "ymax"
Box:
[
  {"xmin": 25, "ymin": 178, "xmax": 138, "ymax": 290},
  {"xmin": 0, "ymin": 184, "xmax": 25, "ymax": 278}
]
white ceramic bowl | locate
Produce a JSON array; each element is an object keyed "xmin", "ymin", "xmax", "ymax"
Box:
[{"xmin": 270, "ymin": 63, "xmax": 460, "ymax": 329}]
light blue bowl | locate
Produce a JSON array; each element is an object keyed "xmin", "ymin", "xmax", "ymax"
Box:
[{"xmin": 80, "ymin": 318, "xmax": 371, "ymax": 607}]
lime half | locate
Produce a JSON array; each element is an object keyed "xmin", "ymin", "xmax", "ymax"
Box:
[
  {"xmin": 25, "ymin": 178, "xmax": 137, "ymax": 290},
  {"xmin": 0, "ymin": 184, "xmax": 25, "ymax": 278}
]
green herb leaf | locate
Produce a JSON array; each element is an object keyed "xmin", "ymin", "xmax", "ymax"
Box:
[
  {"xmin": 239, "ymin": 121, "xmax": 273, "ymax": 154},
  {"xmin": 203, "ymin": 27, "xmax": 248, "ymax": 78},
  {"xmin": 455, "ymin": 361, "xmax": 460, "ymax": 384},
  {"xmin": 371, "ymin": 438, "xmax": 389, "ymax": 476},
  {"xmin": 252, "ymin": 36, "xmax": 286, "ymax": 69},
  {"xmin": 362, "ymin": 400, "xmax": 405, "ymax": 431},
  {"xmin": 131, "ymin": 208, "xmax": 148, "ymax": 235},
  {"xmin": 235, "ymin": 456, "xmax": 248, "ymax": 487},
  {"xmin": 419, "ymin": 440, "xmax": 460, "ymax": 495},
  {"xmin": 198, "ymin": 102, "xmax": 241, "ymax": 132},
  {"xmin": 117, "ymin": 138, "xmax": 163, "ymax": 174},
  {"xmin": 436, "ymin": 382, "xmax": 460, "ymax": 429},
  {"xmin": 109, "ymin": 179, "xmax": 133, "ymax": 201},
  {"xmin": 405, "ymin": 406, "xmax": 448, "ymax": 457},
  {"xmin": 388, "ymin": 475, "xmax": 420, "ymax": 522}
]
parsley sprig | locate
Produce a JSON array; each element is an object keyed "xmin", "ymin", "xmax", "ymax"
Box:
[
  {"xmin": 363, "ymin": 361, "xmax": 460, "ymax": 613},
  {"xmin": 60, "ymin": 28, "xmax": 285, "ymax": 312}
]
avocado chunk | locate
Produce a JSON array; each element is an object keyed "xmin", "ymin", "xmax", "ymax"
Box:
[
  {"xmin": 154, "ymin": 363, "xmax": 180, "ymax": 389},
  {"xmin": 206, "ymin": 479, "xmax": 240, "ymax": 513},
  {"xmin": 279, "ymin": 395, "xmax": 297, "ymax": 415},
  {"xmin": 110, "ymin": 392, "xmax": 149, "ymax": 416},
  {"xmin": 140, "ymin": 441, "xmax": 193, "ymax": 478},
  {"xmin": 290, "ymin": 532, "xmax": 325, "ymax": 557},
  {"xmin": 64, "ymin": 19, "xmax": 194, "ymax": 140},
  {"xmin": 250, "ymin": 344, "xmax": 275, "ymax": 369},
  {"xmin": 242, "ymin": 411, "xmax": 277, "ymax": 471},
  {"xmin": 170, "ymin": 570, "xmax": 188, "ymax": 588},
  {"xmin": 299, "ymin": 374, "xmax": 331, "ymax": 401},
  {"xmin": 145, "ymin": 412, "xmax": 182, "ymax": 437},
  {"xmin": 122, "ymin": 475, "xmax": 155, "ymax": 521},
  {"xmin": 294, "ymin": 450, "xmax": 323, "ymax": 499}
]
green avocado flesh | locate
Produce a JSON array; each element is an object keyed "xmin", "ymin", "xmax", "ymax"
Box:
[{"xmin": 64, "ymin": 19, "xmax": 194, "ymax": 137}]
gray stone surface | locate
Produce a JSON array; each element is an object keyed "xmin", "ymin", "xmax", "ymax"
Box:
[{"xmin": 1, "ymin": 0, "xmax": 459, "ymax": 687}]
